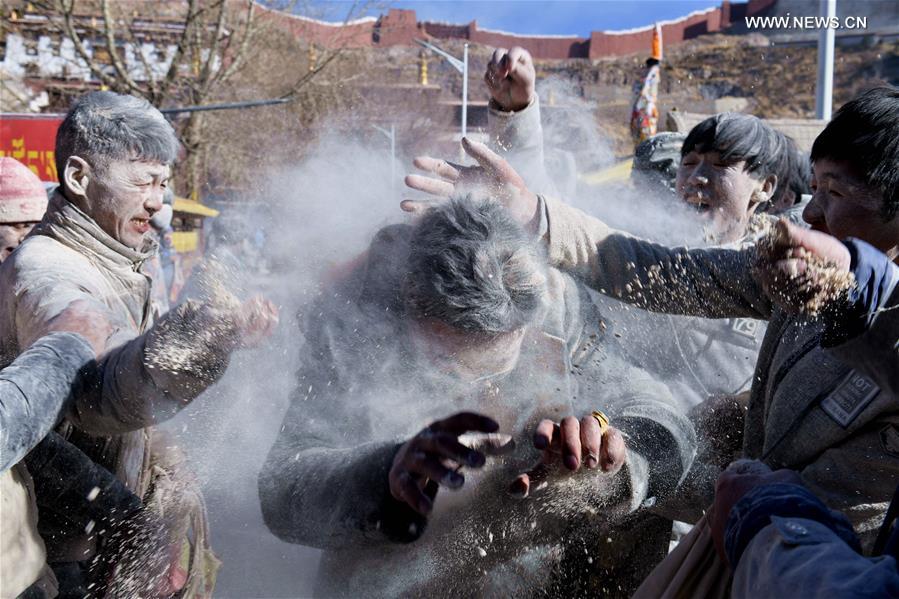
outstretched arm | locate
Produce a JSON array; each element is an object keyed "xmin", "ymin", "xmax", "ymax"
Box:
[
  {"xmin": 484, "ymin": 47, "xmax": 554, "ymax": 194},
  {"xmin": 0, "ymin": 331, "xmax": 94, "ymax": 472},
  {"xmin": 543, "ymin": 196, "xmax": 773, "ymax": 320},
  {"xmin": 405, "ymin": 139, "xmax": 773, "ymax": 322},
  {"xmin": 15, "ymin": 267, "xmax": 276, "ymax": 435},
  {"xmin": 258, "ymin": 306, "xmax": 425, "ymax": 549}
]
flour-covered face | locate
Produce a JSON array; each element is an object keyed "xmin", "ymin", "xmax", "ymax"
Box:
[
  {"xmin": 676, "ymin": 151, "xmax": 768, "ymax": 243},
  {"xmin": 85, "ymin": 158, "xmax": 169, "ymax": 250},
  {"xmin": 408, "ymin": 319, "xmax": 527, "ymax": 382},
  {"xmin": 0, "ymin": 222, "xmax": 37, "ymax": 262}
]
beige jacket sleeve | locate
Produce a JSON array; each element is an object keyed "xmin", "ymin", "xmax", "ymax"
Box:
[
  {"xmin": 487, "ymin": 97, "xmax": 554, "ymax": 195},
  {"xmin": 543, "ymin": 196, "xmax": 774, "ymax": 320},
  {"xmin": 9, "ymin": 253, "xmax": 237, "ymax": 435}
]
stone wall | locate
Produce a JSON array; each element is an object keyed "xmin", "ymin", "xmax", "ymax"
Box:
[{"xmin": 255, "ymin": 1, "xmax": 789, "ymax": 60}]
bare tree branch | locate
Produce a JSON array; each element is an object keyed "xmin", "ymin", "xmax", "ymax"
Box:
[
  {"xmin": 157, "ymin": 0, "xmax": 198, "ymax": 105},
  {"xmin": 196, "ymin": 0, "xmax": 228, "ymax": 95},
  {"xmin": 214, "ymin": 0, "xmax": 258, "ymax": 86},
  {"xmin": 29, "ymin": 0, "xmax": 376, "ymax": 195},
  {"xmin": 34, "ymin": 0, "xmax": 123, "ymax": 92},
  {"xmin": 118, "ymin": 17, "xmax": 160, "ymax": 99},
  {"xmin": 100, "ymin": 0, "xmax": 143, "ymax": 94}
]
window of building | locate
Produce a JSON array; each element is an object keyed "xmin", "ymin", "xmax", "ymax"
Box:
[
  {"xmin": 49, "ymin": 35, "xmax": 62, "ymax": 57},
  {"xmin": 93, "ymin": 45, "xmax": 111, "ymax": 63}
]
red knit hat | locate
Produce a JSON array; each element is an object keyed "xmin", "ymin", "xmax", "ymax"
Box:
[{"xmin": 0, "ymin": 158, "xmax": 48, "ymax": 224}]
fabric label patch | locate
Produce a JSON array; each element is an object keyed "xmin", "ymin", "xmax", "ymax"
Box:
[
  {"xmin": 731, "ymin": 318, "xmax": 760, "ymax": 340},
  {"xmin": 821, "ymin": 370, "xmax": 880, "ymax": 428}
]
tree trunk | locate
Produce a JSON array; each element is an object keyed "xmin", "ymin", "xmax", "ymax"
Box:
[{"xmin": 180, "ymin": 113, "xmax": 205, "ymax": 200}]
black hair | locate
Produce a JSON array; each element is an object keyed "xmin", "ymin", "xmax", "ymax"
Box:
[
  {"xmin": 811, "ymin": 86, "xmax": 899, "ymax": 220},
  {"xmin": 681, "ymin": 113, "xmax": 787, "ymax": 180},
  {"xmin": 771, "ymin": 140, "xmax": 812, "ymax": 208}
]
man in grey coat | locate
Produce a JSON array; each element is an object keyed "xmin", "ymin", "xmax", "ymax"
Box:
[{"xmin": 259, "ymin": 197, "xmax": 694, "ymax": 597}]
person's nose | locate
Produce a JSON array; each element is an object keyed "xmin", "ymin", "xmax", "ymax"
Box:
[
  {"xmin": 145, "ymin": 191, "xmax": 163, "ymax": 216},
  {"xmin": 802, "ymin": 194, "xmax": 827, "ymax": 232},
  {"xmin": 687, "ymin": 164, "xmax": 709, "ymax": 186}
]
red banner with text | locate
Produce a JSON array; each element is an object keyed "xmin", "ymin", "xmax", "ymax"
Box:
[{"xmin": 0, "ymin": 114, "xmax": 64, "ymax": 182}]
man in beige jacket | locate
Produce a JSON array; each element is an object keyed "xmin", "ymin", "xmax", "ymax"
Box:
[{"xmin": 0, "ymin": 90, "xmax": 277, "ymax": 597}]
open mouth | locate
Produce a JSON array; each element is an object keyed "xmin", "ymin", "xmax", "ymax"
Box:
[
  {"xmin": 131, "ymin": 218, "xmax": 150, "ymax": 233},
  {"xmin": 683, "ymin": 193, "xmax": 712, "ymax": 213}
]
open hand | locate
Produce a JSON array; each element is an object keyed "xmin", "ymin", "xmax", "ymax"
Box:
[
  {"xmin": 390, "ymin": 412, "xmax": 499, "ymax": 515},
  {"xmin": 509, "ymin": 414, "xmax": 627, "ymax": 497},
  {"xmin": 403, "ymin": 137, "xmax": 540, "ymax": 232}
]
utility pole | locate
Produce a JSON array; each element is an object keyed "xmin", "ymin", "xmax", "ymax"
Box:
[
  {"xmin": 415, "ymin": 39, "xmax": 469, "ymax": 140},
  {"xmin": 462, "ymin": 43, "xmax": 469, "ymax": 138},
  {"xmin": 816, "ymin": 0, "xmax": 836, "ymax": 120}
]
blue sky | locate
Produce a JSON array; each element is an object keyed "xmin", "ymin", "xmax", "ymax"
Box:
[{"xmin": 301, "ymin": 1, "xmax": 744, "ymax": 37}]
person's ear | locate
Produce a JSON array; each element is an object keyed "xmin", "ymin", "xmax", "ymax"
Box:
[
  {"xmin": 759, "ymin": 174, "xmax": 778, "ymax": 203},
  {"xmin": 63, "ymin": 156, "xmax": 91, "ymax": 201},
  {"xmin": 750, "ymin": 174, "xmax": 777, "ymax": 206}
]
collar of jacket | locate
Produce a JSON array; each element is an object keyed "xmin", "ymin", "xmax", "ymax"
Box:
[{"xmin": 35, "ymin": 190, "xmax": 157, "ymax": 272}]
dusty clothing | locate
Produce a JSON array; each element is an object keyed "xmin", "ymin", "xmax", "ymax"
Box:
[
  {"xmin": 487, "ymin": 96, "xmax": 556, "ymax": 196},
  {"xmin": 259, "ymin": 224, "xmax": 695, "ymax": 597},
  {"xmin": 0, "ymin": 333, "xmax": 93, "ymax": 473},
  {"xmin": 596, "ymin": 294, "xmax": 763, "ymax": 413},
  {"xmin": 0, "ymin": 332, "xmax": 92, "ymax": 599},
  {"xmin": 2, "ymin": 465, "xmax": 57, "ymax": 599},
  {"xmin": 542, "ymin": 196, "xmax": 899, "ymax": 544},
  {"xmin": 0, "ymin": 192, "xmax": 233, "ymax": 571},
  {"xmin": 487, "ymin": 99, "xmax": 766, "ymax": 414}
]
